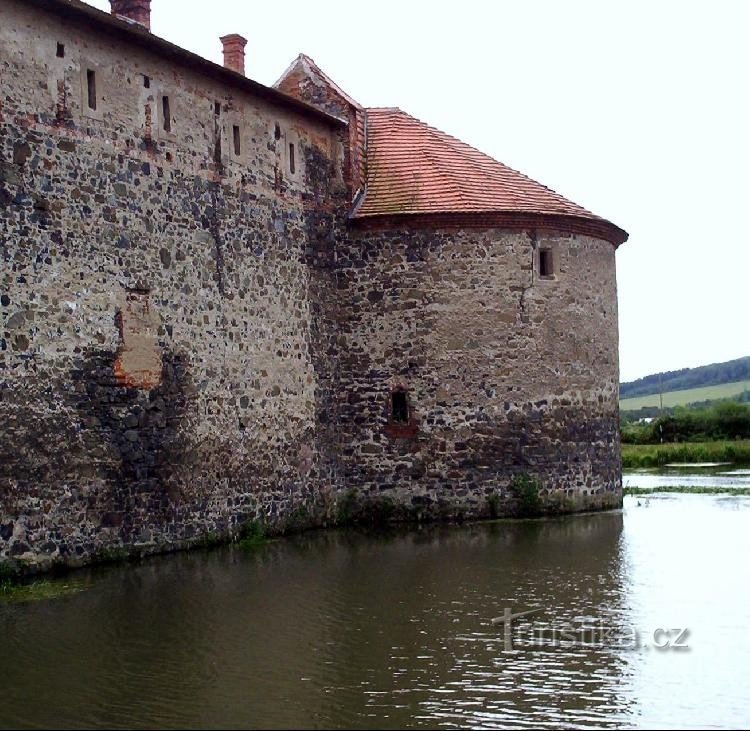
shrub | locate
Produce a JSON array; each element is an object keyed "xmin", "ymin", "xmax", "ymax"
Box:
[
  {"xmin": 336, "ymin": 488, "xmax": 359, "ymax": 525},
  {"xmin": 335, "ymin": 490, "xmax": 396, "ymax": 526},
  {"xmin": 237, "ymin": 520, "xmax": 267, "ymax": 550},
  {"xmin": 622, "ymin": 401, "xmax": 750, "ymax": 445},
  {"xmin": 487, "ymin": 492, "xmax": 501, "ymax": 519},
  {"xmin": 509, "ymin": 474, "xmax": 542, "ymax": 517},
  {"xmin": 359, "ymin": 497, "xmax": 395, "ymax": 526}
]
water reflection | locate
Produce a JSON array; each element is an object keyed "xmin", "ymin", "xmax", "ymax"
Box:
[{"xmin": 1, "ymin": 497, "xmax": 749, "ymax": 729}]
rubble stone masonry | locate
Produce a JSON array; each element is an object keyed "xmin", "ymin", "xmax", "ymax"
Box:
[
  {"xmin": 335, "ymin": 226, "xmax": 621, "ymax": 519},
  {"xmin": 0, "ymin": 0, "xmax": 621, "ymax": 574}
]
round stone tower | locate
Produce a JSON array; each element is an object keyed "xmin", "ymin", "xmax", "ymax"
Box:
[{"xmin": 332, "ymin": 108, "xmax": 627, "ymax": 518}]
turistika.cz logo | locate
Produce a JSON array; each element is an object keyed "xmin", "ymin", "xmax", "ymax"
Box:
[{"xmin": 491, "ymin": 607, "xmax": 691, "ymax": 652}]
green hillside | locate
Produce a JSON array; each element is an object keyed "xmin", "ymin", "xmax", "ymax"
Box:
[
  {"xmin": 620, "ymin": 380, "xmax": 749, "ymax": 410},
  {"xmin": 620, "ymin": 356, "xmax": 750, "ymax": 399}
]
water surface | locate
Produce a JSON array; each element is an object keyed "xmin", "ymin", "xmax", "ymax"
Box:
[
  {"xmin": 624, "ymin": 464, "xmax": 750, "ymax": 490},
  {"xmin": 2, "ymin": 494, "xmax": 749, "ymax": 729}
]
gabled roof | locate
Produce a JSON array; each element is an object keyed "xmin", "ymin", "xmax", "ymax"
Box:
[
  {"xmin": 275, "ymin": 54, "xmax": 367, "ymax": 195},
  {"xmin": 275, "ymin": 54, "xmax": 363, "ymax": 113},
  {"xmin": 352, "ymin": 108, "xmax": 627, "ymax": 245}
]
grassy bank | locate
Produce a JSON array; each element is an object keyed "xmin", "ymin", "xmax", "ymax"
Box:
[
  {"xmin": 622, "ymin": 440, "xmax": 750, "ymax": 468},
  {"xmin": 625, "ymin": 486, "xmax": 750, "ymax": 496}
]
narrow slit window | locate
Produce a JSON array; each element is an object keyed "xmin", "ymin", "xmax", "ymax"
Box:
[
  {"xmin": 233, "ymin": 125, "xmax": 241, "ymax": 156},
  {"xmin": 86, "ymin": 69, "xmax": 97, "ymax": 110},
  {"xmin": 162, "ymin": 96, "xmax": 171, "ymax": 132},
  {"xmin": 56, "ymin": 42, "xmax": 65, "ymax": 58},
  {"xmin": 539, "ymin": 249, "xmax": 553, "ymax": 277},
  {"xmin": 213, "ymin": 104, "xmax": 221, "ymax": 163},
  {"xmin": 289, "ymin": 143, "xmax": 296, "ymax": 174},
  {"xmin": 391, "ymin": 391, "xmax": 409, "ymax": 424},
  {"xmin": 143, "ymin": 75, "xmax": 150, "ymax": 89}
]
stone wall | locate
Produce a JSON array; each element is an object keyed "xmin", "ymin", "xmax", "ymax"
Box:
[
  {"xmin": 0, "ymin": 0, "xmax": 622, "ymax": 575},
  {"xmin": 334, "ymin": 225, "xmax": 621, "ymax": 519},
  {"xmin": 0, "ymin": 0, "xmax": 347, "ymax": 571}
]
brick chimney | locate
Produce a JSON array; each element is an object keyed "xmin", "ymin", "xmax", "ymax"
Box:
[
  {"xmin": 110, "ymin": 0, "xmax": 151, "ymax": 30},
  {"xmin": 220, "ymin": 34, "xmax": 248, "ymax": 76}
]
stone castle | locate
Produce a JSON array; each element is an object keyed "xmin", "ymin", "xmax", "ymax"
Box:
[{"xmin": 0, "ymin": 0, "xmax": 628, "ymax": 572}]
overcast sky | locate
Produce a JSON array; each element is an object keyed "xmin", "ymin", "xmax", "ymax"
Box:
[{"xmin": 89, "ymin": 0, "xmax": 749, "ymax": 382}]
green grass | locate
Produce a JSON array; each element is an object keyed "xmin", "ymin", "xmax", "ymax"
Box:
[
  {"xmin": 620, "ymin": 380, "xmax": 749, "ymax": 410},
  {"xmin": 625, "ymin": 486, "xmax": 750, "ymax": 496},
  {"xmin": 622, "ymin": 440, "xmax": 750, "ymax": 468},
  {"xmin": 0, "ymin": 577, "xmax": 89, "ymax": 604}
]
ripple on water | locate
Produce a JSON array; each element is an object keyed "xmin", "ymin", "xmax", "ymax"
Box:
[{"xmin": 0, "ymin": 503, "xmax": 749, "ymax": 729}]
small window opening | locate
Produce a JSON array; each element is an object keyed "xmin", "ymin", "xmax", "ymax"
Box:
[
  {"xmin": 214, "ymin": 102, "xmax": 221, "ymax": 116},
  {"xmin": 162, "ymin": 95, "xmax": 171, "ymax": 132},
  {"xmin": 86, "ymin": 69, "xmax": 97, "ymax": 110},
  {"xmin": 391, "ymin": 391, "xmax": 409, "ymax": 424},
  {"xmin": 539, "ymin": 249, "xmax": 554, "ymax": 278},
  {"xmin": 56, "ymin": 42, "xmax": 65, "ymax": 58},
  {"xmin": 233, "ymin": 125, "xmax": 241, "ymax": 156},
  {"xmin": 143, "ymin": 75, "xmax": 150, "ymax": 89},
  {"xmin": 274, "ymin": 122, "xmax": 281, "ymax": 140},
  {"xmin": 289, "ymin": 143, "xmax": 296, "ymax": 174}
]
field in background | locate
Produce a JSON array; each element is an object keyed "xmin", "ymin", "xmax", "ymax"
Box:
[{"xmin": 620, "ymin": 380, "xmax": 749, "ymax": 410}]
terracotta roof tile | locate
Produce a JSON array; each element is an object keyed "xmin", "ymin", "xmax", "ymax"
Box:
[{"xmin": 353, "ymin": 108, "xmax": 626, "ymax": 244}]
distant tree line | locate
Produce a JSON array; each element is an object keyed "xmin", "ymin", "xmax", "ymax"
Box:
[
  {"xmin": 621, "ymin": 401, "xmax": 750, "ymax": 444},
  {"xmin": 620, "ymin": 356, "xmax": 750, "ymax": 399}
]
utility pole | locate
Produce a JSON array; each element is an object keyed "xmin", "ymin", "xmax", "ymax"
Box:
[{"xmin": 659, "ymin": 371, "xmax": 664, "ymax": 414}]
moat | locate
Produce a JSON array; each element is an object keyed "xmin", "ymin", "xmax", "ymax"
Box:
[{"xmin": 2, "ymin": 491, "xmax": 749, "ymax": 730}]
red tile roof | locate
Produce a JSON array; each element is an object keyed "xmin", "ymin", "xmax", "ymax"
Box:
[{"xmin": 352, "ymin": 108, "xmax": 627, "ymax": 245}]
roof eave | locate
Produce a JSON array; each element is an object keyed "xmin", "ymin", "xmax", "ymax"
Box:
[{"xmin": 348, "ymin": 211, "xmax": 629, "ymax": 247}]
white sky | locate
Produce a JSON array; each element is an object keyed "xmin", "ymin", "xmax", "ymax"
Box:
[{"xmin": 88, "ymin": 0, "xmax": 750, "ymax": 382}]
